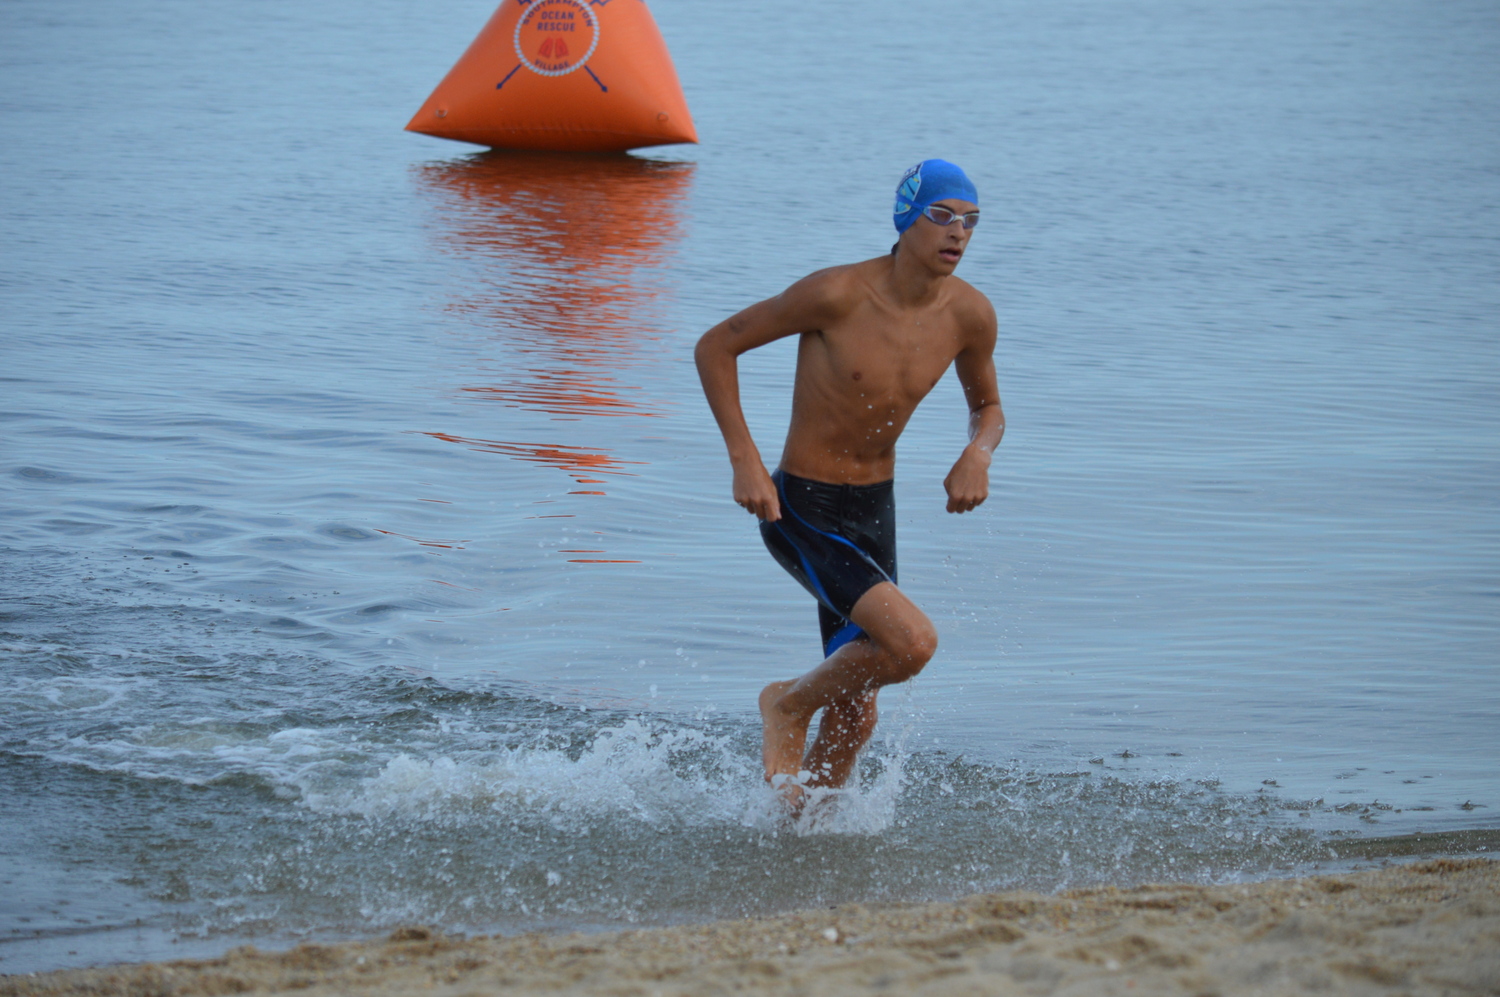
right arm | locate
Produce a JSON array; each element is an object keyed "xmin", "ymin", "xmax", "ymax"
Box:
[{"xmin": 694, "ymin": 270, "xmax": 851, "ymax": 521}]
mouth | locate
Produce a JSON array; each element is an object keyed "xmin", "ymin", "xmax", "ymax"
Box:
[{"xmin": 939, "ymin": 247, "xmax": 963, "ymax": 264}]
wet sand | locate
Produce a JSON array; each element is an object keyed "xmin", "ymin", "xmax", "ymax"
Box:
[{"xmin": 4, "ymin": 858, "xmax": 1496, "ymax": 996}]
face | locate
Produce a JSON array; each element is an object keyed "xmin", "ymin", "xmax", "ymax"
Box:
[{"xmin": 897, "ymin": 198, "xmax": 978, "ymax": 273}]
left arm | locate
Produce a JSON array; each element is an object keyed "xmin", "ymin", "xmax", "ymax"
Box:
[{"xmin": 943, "ymin": 298, "xmax": 1004, "ymax": 514}]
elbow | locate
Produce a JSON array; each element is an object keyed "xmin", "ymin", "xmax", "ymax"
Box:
[
  {"xmin": 693, "ymin": 328, "xmax": 721, "ymax": 362},
  {"xmin": 694, "ymin": 327, "xmax": 736, "ymax": 375},
  {"xmin": 970, "ymin": 399, "xmax": 1003, "ymax": 422},
  {"xmin": 693, "ymin": 333, "xmax": 714, "ymax": 374}
]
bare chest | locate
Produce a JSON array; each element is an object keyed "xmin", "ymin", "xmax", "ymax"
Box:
[{"xmin": 804, "ymin": 312, "xmax": 962, "ymax": 409}]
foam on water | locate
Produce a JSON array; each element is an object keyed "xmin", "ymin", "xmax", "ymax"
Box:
[
  {"xmin": 317, "ymin": 721, "xmax": 761, "ymax": 826},
  {"xmin": 308, "ymin": 717, "xmax": 911, "ymax": 840}
]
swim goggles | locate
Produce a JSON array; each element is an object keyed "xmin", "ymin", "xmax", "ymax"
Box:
[{"xmin": 922, "ymin": 204, "xmax": 981, "ymax": 230}]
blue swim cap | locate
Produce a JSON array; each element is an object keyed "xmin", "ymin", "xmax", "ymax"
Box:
[{"xmin": 893, "ymin": 159, "xmax": 979, "ymax": 233}]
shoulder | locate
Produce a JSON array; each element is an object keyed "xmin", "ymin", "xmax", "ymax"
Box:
[
  {"xmin": 770, "ymin": 258, "xmax": 880, "ymax": 324},
  {"xmin": 945, "ymin": 277, "xmax": 997, "ymax": 346},
  {"xmin": 747, "ymin": 257, "xmax": 876, "ymax": 332}
]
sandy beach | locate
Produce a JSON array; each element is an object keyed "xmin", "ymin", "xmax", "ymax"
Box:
[{"xmin": 4, "ymin": 857, "xmax": 1495, "ymax": 997}]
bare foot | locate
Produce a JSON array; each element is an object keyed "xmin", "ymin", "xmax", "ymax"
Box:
[
  {"xmin": 768, "ymin": 772, "xmax": 807, "ymax": 816},
  {"xmin": 759, "ymin": 680, "xmax": 812, "ymax": 804}
]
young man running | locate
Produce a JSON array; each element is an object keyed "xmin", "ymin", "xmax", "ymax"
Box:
[{"xmin": 695, "ymin": 160, "xmax": 1003, "ymax": 805}]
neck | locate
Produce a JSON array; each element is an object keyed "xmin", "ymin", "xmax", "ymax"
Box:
[{"xmin": 886, "ymin": 245, "xmax": 948, "ymax": 307}]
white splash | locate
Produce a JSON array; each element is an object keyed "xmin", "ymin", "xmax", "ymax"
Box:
[{"xmin": 307, "ymin": 717, "xmax": 907, "ymax": 838}]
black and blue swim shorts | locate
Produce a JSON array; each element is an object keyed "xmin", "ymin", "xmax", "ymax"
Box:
[{"xmin": 759, "ymin": 469, "xmax": 897, "ymax": 657}]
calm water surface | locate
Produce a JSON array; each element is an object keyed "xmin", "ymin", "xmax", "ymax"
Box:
[{"xmin": 2, "ymin": 0, "xmax": 1498, "ymax": 975}]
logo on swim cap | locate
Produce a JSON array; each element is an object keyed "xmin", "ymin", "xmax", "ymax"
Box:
[
  {"xmin": 515, "ymin": 0, "xmax": 600, "ymax": 77},
  {"xmin": 894, "ymin": 163, "xmax": 922, "ymax": 215}
]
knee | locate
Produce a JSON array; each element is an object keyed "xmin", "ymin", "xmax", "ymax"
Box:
[
  {"xmin": 888, "ymin": 621, "xmax": 938, "ymax": 681},
  {"xmin": 909, "ymin": 624, "xmax": 939, "ymax": 669}
]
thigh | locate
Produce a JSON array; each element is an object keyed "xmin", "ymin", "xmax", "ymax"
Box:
[
  {"xmin": 761, "ymin": 476, "xmax": 892, "ymax": 621},
  {"xmin": 846, "ymin": 484, "xmax": 897, "ymax": 582}
]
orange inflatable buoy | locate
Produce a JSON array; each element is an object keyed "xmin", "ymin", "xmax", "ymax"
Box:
[{"xmin": 406, "ymin": 0, "xmax": 697, "ymax": 153}]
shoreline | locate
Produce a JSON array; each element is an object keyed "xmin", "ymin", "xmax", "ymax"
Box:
[{"xmin": 4, "ymin": 857, "xmax": 1496, "ymax": 996}]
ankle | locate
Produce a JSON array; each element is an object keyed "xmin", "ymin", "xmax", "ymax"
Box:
[
  {"xmin": 760, "ymin": 681, "xmax": 804, "ymax": 720},
  {"xmin": 769, "ymin": 693, "xmax": 809, "ymax": 722}
]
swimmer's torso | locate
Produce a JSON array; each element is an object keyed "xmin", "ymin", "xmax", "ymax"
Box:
[{"xmin": 779, "ymin": 260, "xmax": 984, "ymax": 485}]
